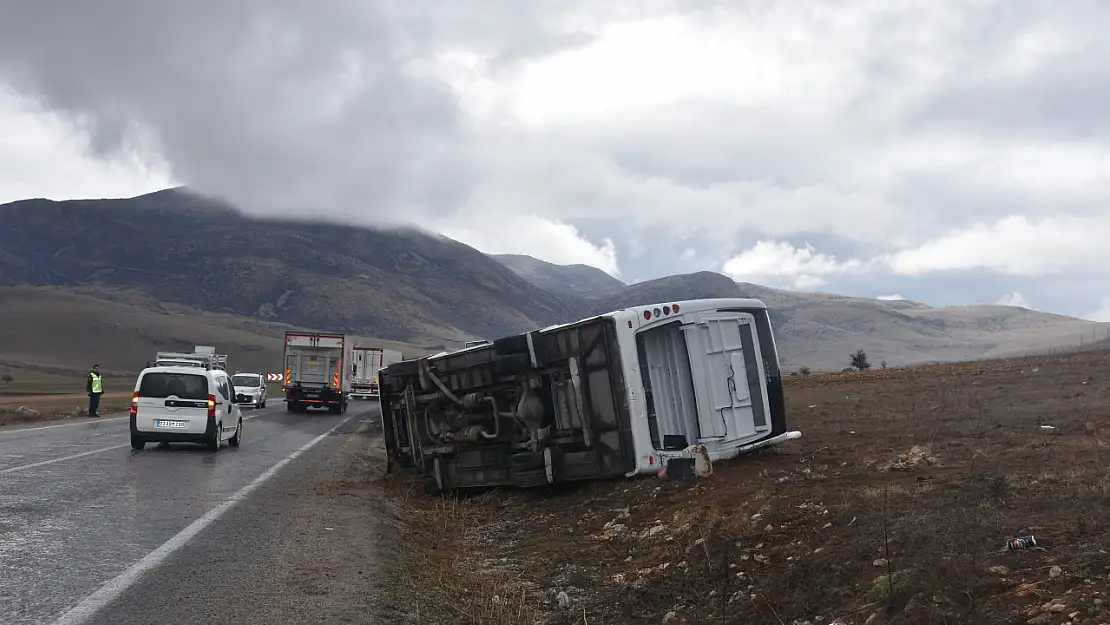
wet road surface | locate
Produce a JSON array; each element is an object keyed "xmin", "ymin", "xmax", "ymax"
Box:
[{"xmin": 0, "ymin": 400, "xmax": 382, "ymax": 624}]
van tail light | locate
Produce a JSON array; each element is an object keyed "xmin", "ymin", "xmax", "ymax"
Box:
[
  {"xmin": 130, "ymin": 392, "xmax": 139, "ymax": 417},
  {"xmin": 207, "ymin": 394, "xmax": 217, "ymax": 418}
]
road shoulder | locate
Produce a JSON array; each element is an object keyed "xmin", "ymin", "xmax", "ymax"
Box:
[
  {"xmin": 267, "ymin": 420, "xmax": 398, "ymax": 622},
  {"xmin": 245, "ymin": 418, "xmax": 399, "ymax": 623},
  {"xmin": 75, "ymin": 413, "xmax": 400, "ymax": 625}
]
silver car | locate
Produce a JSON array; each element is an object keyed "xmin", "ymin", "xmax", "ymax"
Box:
[{"xmin": 231, "ymin": 372, "xmax": 268, "ymax": 409}]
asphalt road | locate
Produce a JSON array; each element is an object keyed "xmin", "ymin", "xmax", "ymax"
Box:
[{"xmin": 0, "ymin": 400, "xmax": 384, "ymax": 625}]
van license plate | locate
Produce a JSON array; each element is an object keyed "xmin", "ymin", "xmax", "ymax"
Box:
[
  {"xmin": 155, "ymin": 420, "xmax": 187, "ymax": 429},
  {"xmin": 304, "ymin": 393, "xmax": 318, "ymax": 399}
]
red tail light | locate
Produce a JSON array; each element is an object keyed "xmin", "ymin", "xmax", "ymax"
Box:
[
  {"xmin": 207, "ymin": 394, "xmax": 217, "ymax": 418},
  {"xmin": 130, "ymin": 392, "xmax": 139, "ymax": 417}
]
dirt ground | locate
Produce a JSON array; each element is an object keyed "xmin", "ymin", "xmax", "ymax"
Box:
[
  {"xmin": 376, "ymin": 349, "xmax": 1110, "ymax": 625},
  {"xmin": 0, "ymin": 391, "xmax": 131, "ymax": 425}
]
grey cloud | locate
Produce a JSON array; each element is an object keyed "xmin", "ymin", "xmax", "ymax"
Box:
[
  {"xmin": 595, "ymin": 105, "xmax": 847, "ymax": 190},
  {"xmin": 910, "ymin": 55, "xmax": 1110, "ymax": 141},
  {"xmin": 896, "ymin": 2, "xmax": 1110, "ymax": 139},
  {"xmin": 0, "ymin": 0, "xmax": 604, "ymax": 223}
]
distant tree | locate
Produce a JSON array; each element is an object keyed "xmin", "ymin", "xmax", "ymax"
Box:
[
  {"xmin": 880, "ymin": 360, "xmax": 887, "ymax": 370},
  {"xmin": 1, "ymin": 374, "xmax": 12, "ymax": 384},
  {"xmin": 799, "ymin": 366, "xmax": 812, "ymax": 376},
  {"xmin": 850, "ymin": 349, "xmax": 871, "ymax": 371}
]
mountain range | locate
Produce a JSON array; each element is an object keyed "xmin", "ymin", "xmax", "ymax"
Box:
[{"xmin": 1, "ymin": 187, "xmax": 1105, "ymax": 373}]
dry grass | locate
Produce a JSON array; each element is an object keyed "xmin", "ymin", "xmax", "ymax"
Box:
[
  {"xmin": 373, "ymin": 475, "xmax": 549, "ymax": 625},
  {"xmin": 0, "ymin": 368, "xmax": 132, "ymax": 424},
  {"xmin": 379, "ymin": 348, "xmax": 1110, "ymax": 625},
  {"xmin": 0, "ymin": 369, "xmax": 131, "ymax": 394}
]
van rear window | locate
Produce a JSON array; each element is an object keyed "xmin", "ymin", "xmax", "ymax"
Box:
[{"xmin": 139, "ymin": 373, "xmax": 209, "ymax": 400}]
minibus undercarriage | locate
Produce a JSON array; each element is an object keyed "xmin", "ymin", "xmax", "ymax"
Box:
[{"xmin": 379, "ymin": 318, "xmax": 637, "ymax": 493}]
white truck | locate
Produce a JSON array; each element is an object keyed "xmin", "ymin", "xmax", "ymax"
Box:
[
  {"xmin": 282, "ymin": 332, "xmax": 353, "ymax": 414},
  {"xmin": 350, "ymin": 345, "xmax": 403, "ymax": 400}
]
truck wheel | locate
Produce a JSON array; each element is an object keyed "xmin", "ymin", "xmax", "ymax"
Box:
[
  {"xmin": 286, "ymin": 402, "xmax": 293, "ymax": 413},
  {"xmin": 329, "ymin": 404, "xmax": 341, "ymax": 415}
]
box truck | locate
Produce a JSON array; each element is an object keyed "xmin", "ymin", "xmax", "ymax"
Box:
[
  {"xmin": 282, "ymin": 332, "xmax": 352, "ymax": 414},
  {"xmin": 350, "ymin": 346, "xmax": 403, "ymax": 399}
]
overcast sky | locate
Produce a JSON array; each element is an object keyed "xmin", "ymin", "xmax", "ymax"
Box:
[{"xmin": 0, "ymin": 1, "xmax": 1108, "ymax": 320}]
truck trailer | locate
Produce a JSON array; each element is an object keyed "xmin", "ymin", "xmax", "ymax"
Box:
[
  {"xmin": 350, "ymin": 345, "xmax": 403, "ymax": 400},
  {"xmin": 282, "ymin": 332, "xmax": 352, "ymax": 414},
  {"xmin": 378, "ymin": 298, "xmax": 801, "ymax": 494}
]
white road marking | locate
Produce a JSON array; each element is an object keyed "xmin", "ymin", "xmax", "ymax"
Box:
[
  {"xmin": 0, "ymin": 444, "xmax": 131, "ymax": 475},
  {"xmin": 51, "ymin": 413, "xmax": 357, "ymax": 625},
  {"xmin": 0, "ymin": 416, "xmax": 129, "ymax": 435},
  {"xmin": 0, "ymin": 414, "xmax": 266, "ymax": 475}
]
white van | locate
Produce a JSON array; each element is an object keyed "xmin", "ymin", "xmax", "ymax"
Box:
[{"xmin": 130, "ymin": 365, "xmax": 243, "ymax": 450}]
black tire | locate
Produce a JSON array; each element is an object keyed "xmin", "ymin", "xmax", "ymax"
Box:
[
  {"xmin": 329, "ymin": 404, "xmax": 341, "ymax": 415},
  {"xmin": 130, "ymin": 436, "xmax": 145, "ymax": 450},
  {"xmin": 229, "ymin": 419, "xmax": 242, "ymax": 447},
  {"xmin": 286, "ymin": 402, "xmax": 293, "ymax": 413},
  {"xmin": 207, "ymin": 423, "xmax": 221, "ymax": 451}
]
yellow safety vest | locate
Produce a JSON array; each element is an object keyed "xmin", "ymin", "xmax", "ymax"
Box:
[{"xmin": 90, "ymin": 373, "xmax": 103, "ymax": 394}]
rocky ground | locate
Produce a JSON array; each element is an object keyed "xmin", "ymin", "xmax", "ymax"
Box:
[{"xmin": 379, "ymin": 349, "xmax": 1110, "ymax": 624}]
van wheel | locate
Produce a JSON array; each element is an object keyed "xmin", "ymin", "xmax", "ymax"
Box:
[
  {"xmin": 207, "ymin": 423, "xmax": 221, "ymax": 451},
  {"xmin": 130, "ymin": 436, "xmax": 145, "ymax": 450},
  {"xmin": 229, "ymin": 419, "xmax": 242, "ymax": 447},
  {"xmin": 286, "ymin": 402, "xmax": 293, "ymax": 413}
]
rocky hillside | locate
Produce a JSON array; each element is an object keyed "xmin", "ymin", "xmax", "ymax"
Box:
[
  {"xmin": 493, "ymin": 254, "xmax": 625, "ymax": 298},
  {"xmin": 585, "ymin": 271, "xmax": 743, "ymax": 313},
  {"xmin": 505, "ymin": 261, "xmax": 1110, "ymax": 371},
  {"xmin": 3, "ymin": 188, "xmax": 1106, "ymax": 371},
  {"xmin": 0, "ymin": 189, "xmax": 576, "ymax": 345}
]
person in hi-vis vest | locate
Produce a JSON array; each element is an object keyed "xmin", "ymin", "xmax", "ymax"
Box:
[{"xmin": 86, "ymin": 364, "xmax": 103, "ymax": 418}]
